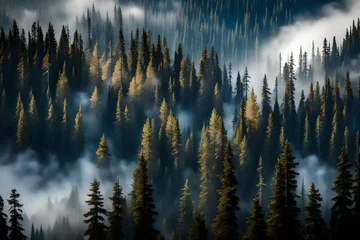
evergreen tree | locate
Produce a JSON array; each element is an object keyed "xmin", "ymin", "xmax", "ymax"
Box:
[
  {"xmin": 261, "ymin": 74, "xmax": 271, "ymax": 132},
  {"xmin": 107, "ymin": 180, "xmax": 124, "ymax": 240},
  {"xmin": 8, "ymin": 189, "xmax": 27, "ymax": 240},
  {"xmin": 96, "ymin": 134, "xmax": 111, "ymax": 169},
  {"xmin": 132, "ymin": 153, "xmax": 158, "ymax": 240},
  {"xmin": 243, "ymin": 66, "xmax": 251, "ymax": 101},
  {"xmin": 212, "ymin": 142, "xmax": 239, "ymax": 240},
  {"xmin": 242, "ymin": 192, "xmax": 266, "ymax": 240},
  {"xmin": 177, "ymin": 179, "xmax": 193, "ymax": 239},
  {"xmin": 188, "ymin": 212, "xmax": 208, "ymax": 240},
  {"xmin": 83, "ymin": 179, "xmax": 108, "ymax": 240},
  {"xmin": 354, "ymin": 131, "xmax": 360, "ymax": 228},
  {"xmin": 330, "ymin": 146, "xmax": 353, "ymax": 240},
  {"xmin": 267, "ymin": 140, "xmax": 300, "ymax": 240},
  {"xmin": 90, "ymin": 86, "xmax": 100, "ymax": 112},
  {"xmin": 140, "ymin": 119, "xmax": 157, "ymax": 179},
  {"xmin": 242, "ymin": 156, "xmax": 266, "ymax": 240},
  {"xmin": 0, "ymin": 195, "xmax": 9, "ymax": 240},
  {"xmin": 302, "ymin": 182, "xmax": 328, "ymax": 240},
  {"xmin": 15, "ymin": 104, "xmax": 26, "ymax": 150},
  {"xmin": 73, "ymin": 106, "xmax": 85, "ymax": 158},
  {"xmin": 198, "ymin": 125, "xmax": 211, "ymax": 217}
]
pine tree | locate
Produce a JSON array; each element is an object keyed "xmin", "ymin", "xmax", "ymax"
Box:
[
  {"xmin": 242, "ymin": 156, "xmax": 266, "ymax": 240},
  {"xmin": 96, "ymin": 134, "xmax": 111, "ymax": 169},
  {"xmin": 330, "ymin": 146, "xmax": 353, "ymax": 240},
  {"xmin": 354, "ymin": 131, "xmax": 360, "ymax": 227},
  {"xmin": 0, "ymin": 195, "xmax": 9, "ymax": 240},
  {"xmin": 140, "ymin": 118, "xmax": 156, "ymax": 179},
  {"xmin": 242, "ymin": 192, "xmax": 266, "ymax": 240},
  {"xmin": 107, "ymin": 180, "xmax": 124, "ymax": 240},
  {"xmin": 90, "ymin": 86, "xmax": 100, "ymax": 112},
  {"xmin": 302, "ymin": 182, "xmax": 328, "ymax": 240},
  {"xmin": 15, "ymin": 104, "xmax": 26, "ymax": 150},
  {"xmin": 177, "ymin": 179, "xmax": 193, "ymax": 239},
  {"xmin": 243, "ymin": 66, "xmax": 251, "ymax": 101},
  {"xmin": 198, "ymin": 125, "xmax": 211, "ymax": 217},
  {"xmin": 56, "ymin": 64, "xmax": 69, "ymax": 105},
  {"xmin": 212, "ymin": 142, "xmax": 239, "ymax": 240},
  {"xmin": 83, "ymin": 179, "xmax": 108, "ymax": 240},
  {"xmin": 8, "ymin": 189, "xmax": 27, "ymax": 240},
  {"xmin": 73, "ymin": 106, "xmax": 85, "ymax": 158},
  {"xmin": 30, "ymin": 224, "xmax": 34, "ymax": 240},
  {"xmin": 132, "ymin": 153, "xmax": 158, "ymax": 240},
  {"xmin": 188, "ymin": 212, "xmax": 208, "ymax": 240},
  {"xmin": 267, "ymin": 141, "xmax": 300, "ymax": 240},
  {"xmin": 261, "ymin": 74, "xmax": 271, "ymax": 132}
]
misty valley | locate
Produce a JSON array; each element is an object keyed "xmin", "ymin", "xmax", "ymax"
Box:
[{"xmin": 1, "ymin": 0, "xmax": 360, "ymax": 240}]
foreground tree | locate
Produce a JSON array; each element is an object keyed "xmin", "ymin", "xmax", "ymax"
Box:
[
  {"xmin": 107, "ymin": 180, "xmax": 124, "ymax": 240},
  {"xmin": 8, "ymin": 189, "xmax": 27, "ymax": 240},
  {"xmin": 212, "ymin": 142, "xmax": 239, "ymax": 240},
  {"xmin": 188, "ymin": 212, "xmax": 208, "ymax": 240},
  {"xmin": 132, "ymin": 153, "xmax": 158, "ymax": 240},
  {"xmin": 302, "ymin": 182, "xmax": 328, "ymax": 240},
  {"xmin": 177, "ymin": 179, "xmax": 193, "ymax": 239},
  {"xmin": 83, "ymin": 179, "xmax": 108, "ymax": 240},
  {"xmin": 242, "ymin": 158, "xmax": 266, "ymax": 240},
  {"xmin": 267, "ymin": 140, "xmax": 300, "ymax": 240},
  {"xmin": 0, "ymin": 195, "xmax": 9, "ymax": 240},
  {"xmin": 330, "ymin": 146, "xmax": 353, "ymax": 240}
]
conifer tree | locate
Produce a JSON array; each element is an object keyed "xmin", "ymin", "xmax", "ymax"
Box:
[
  {"xmin": 188, "ymin": 212, "xmax": 208, "ymax": 240},
  {"xmin": 242, "ymin": 192, "xmax": 266, "ymax": 240},
  {"xmin": 30, "ymin": 224, "xmax": 34, "ymax": 240},
  {"xmin": 132, "ymin": 153, "xmax": 158, "ymax": 240},
  {"xmin": 15, "ymin": 104, "xmax": 26, "ymax": 150},
  {"xmin": 267, "ymin": 140, "xmax": 300, "ymax": 240},
  {"xmin": 242, "ymin": 156, "xmax": 266, "ymax": 240},
  {"xmin": 302, "ymin": 182, "xmax": 328, "ymax": 240},
  {"xmin": 83, "ymin": 179, "xmax": 108, "ymax": 240},
  {"xmin": 96, "ymin": 134, "xmax": 111, "ymax": 169},
  {"xmin": 213, "ymin": 83, "xmax": 223, "ymax": 116},
  {"xmin": 0, "ymin": 195, "xmax": 9, "ymax": 240},
  {"xmin": 8, "ymin": 189, "xmax": 27, "ymax": 240},
  {"xmin": 56, "ymin": 64, "xmax": 69, "ymax": 105},
  {"xmin": 261, "ymin": 74, "xmax": 271, "ymax": 132},
  {"xmin": 330, "ymin": 146, "xmax": 353, "ymax": 240},
  {"xmin": 90, "ymin": 86, "xmax": 100, "ymax": 112},
  {"xmin": 198, "ymin": 125, "xmax": 211, "ymax": 217},
  {"xmin": 212, "ymin": 142, "xmax": 239, "ymax": 240},
  {"xmin": 73, "ymin": 106, "xmax": 85, "ymax": 158},
  {"xmin": 354, "ymin": 131, "xmax": 360, "ymax": 227},
  {"xmin": 243, "ymin": 66, "xmax": 251, "ymax": 101},
  {"xmin": 177, "ymin": 179, "xmax": 193, "ymax": 239},
  {"xmin": 140, "ymin": 119, "xmax": 156, "ymax": 179},
  {"xmin": 107, "ymin": 180, "xmax": 124, "ymax": 240}
]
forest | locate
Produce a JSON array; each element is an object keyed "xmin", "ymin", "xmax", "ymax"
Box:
[{"xmin": 0, "ymin": 0, "xmax": 360, "ymax": 239}]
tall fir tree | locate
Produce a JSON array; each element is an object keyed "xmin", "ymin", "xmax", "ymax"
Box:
[
  {"xmin": 212, "ymin": 142, "xmax": 239, "ymax": 240},
  {"xmin": 0, "ymin": 195, "xmax": 9, "ymax": 240},
  {"xmin": 302, "ymin": 182, "xmax": 328, "ymax": 240},
  {"xmin": 177, "ymin": 179, "xmax": 193, "ymax": 239},
  {"xmin": 188, "ymin": 212, "xmax": 208, "ymax": 240},
  {"xmin": 131, "ymin": 153, "xmax": 158, "ymax": 240},
  {"xmin": 8, "ymin": 189, "xmax": 27, "ymax": 240},
  {"xmin": 83, "ymin": 179, "xmax": 108, "ymax": 240},
  {"xmin": 107, "ymin": 180, "xmax": 124, "ymax": 240},
  {"xmin": 330, "ymin": 146, "xmax": 353, "ymax": 240}
]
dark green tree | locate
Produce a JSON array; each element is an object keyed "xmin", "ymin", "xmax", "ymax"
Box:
[
  {"xmin": 8, "ymin": 189, "xmax": 27, "ymax": 240},
  {"xmin": 0, "ymin": 195, "xmax": 9, "ymax": 240},
  {"xmin": 188, "ymin": 212, "xmax": 208, "ymax": 240},
  {"xmin": 212, "ymin": 141, "xmax": 239, "ymax": 240},
  {"xmin": 83, "ymin": 179, "xmax": 108, "ymax": 240},
  {"xmin": 302, "ymin": 182, "xmax": 328, "ymax": 240},
  {"xmin": 132, "ymin": 153, "xmax": 158, "ymax": 240},
  {"xmin": 107, "ymin": 180, "xmax": 124, "ymax": 240}
]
